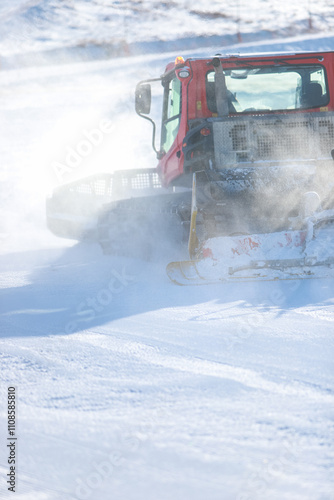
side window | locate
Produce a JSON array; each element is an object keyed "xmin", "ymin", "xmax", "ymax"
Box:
[
  {"xmin": 300, "ymin": 68, "xmax": 328, "ymax": 108},
  {"xmin": 310, "ymin": 68, "xmax": 326, "ymax": 90},
  {"xmin": 161, "ymin": 77, "xmax": 181, "ymax": 153},
  {"xmin": 309, "ymin": 69, "xmax": 328, "ymax": 103}
]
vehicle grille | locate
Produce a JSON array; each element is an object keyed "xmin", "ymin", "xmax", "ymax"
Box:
[{"xmin": 212, "ymin": 113, "xmax": 334, "ymax": 166}]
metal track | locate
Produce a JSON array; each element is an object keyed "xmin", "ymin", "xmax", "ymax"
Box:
[{"xmin": 97, "ymin": 191, "xmax": 192, "ymax": 259}]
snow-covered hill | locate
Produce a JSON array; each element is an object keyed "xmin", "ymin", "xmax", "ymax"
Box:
[
  {"xmin": 0, "ymin": 0, "xmax": 334, "ymax": 67},
  {"xmin": 0, "ymin": 2, "xmax": 334, "ymax": 499}
]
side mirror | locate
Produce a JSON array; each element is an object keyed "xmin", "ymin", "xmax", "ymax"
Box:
[{"xmin": 135, "ymin": 84, "xmax": 151, "ymax": 115}]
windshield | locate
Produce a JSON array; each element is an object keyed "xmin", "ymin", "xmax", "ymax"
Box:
[{"xmin": 206, "ymin": 64, "xmax": 329, "ymax": 113}]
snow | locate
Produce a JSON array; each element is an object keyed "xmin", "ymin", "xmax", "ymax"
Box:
[
  {"xmin": 0, "ymin": 3, "xmax": 334, "ymax": 500},
  {"xmin": 1, "ymin": 0, "xmax": 334, "ymax": 67}
]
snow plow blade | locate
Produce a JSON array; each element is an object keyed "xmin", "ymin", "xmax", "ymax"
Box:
[{"xmin": 167, "ymin": 198, "xmax": 334, "ymax": 285}]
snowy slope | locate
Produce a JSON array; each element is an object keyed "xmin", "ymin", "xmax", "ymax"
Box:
[
  {"xmin": 0, "ymin": 9, "xmax": 334, "ymax": 500},
  {"xmin": 0, "ymin": 0, "xmax": 334, "ymax": 67}
]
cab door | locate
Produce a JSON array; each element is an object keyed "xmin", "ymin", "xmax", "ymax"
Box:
[{"xmin": 158, "ymin": 75, "xmax": 185, "ymax": 186}]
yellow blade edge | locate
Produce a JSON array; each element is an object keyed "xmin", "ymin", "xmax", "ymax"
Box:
[{"xmin": 188, "ymin": 173, "xmax": 199, "ymax": 260}]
